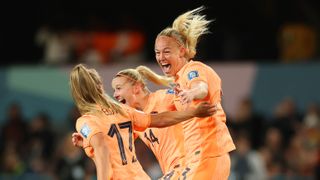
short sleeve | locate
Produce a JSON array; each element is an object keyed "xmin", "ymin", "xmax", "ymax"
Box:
[
  {"xmin": 184, "ymin": 63, "xmax": 209, "ymax": 88},
  {"xmin": 76, "ymin": 116, "xmax": 103, "ymax": 147},
  {"xmin": 183, "ymin": 62, "xmax": 221, "ymax": 104},
  {"xmin": 127, "ymin": 107, "xmax": 151, "ymax": 132}
]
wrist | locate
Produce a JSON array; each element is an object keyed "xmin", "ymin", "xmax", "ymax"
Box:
[{"xmin": 189, "ymin": 108, "xmax": 197, "ymax": 117}]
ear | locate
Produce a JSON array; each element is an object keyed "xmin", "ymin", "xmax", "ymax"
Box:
[
  {"xmin": 179, "ymin": 46, "xmax": 186, "ymax": 58},
  {"xmin": 132, "ymin": 83, "xmax": 141, "ymax": 94}
]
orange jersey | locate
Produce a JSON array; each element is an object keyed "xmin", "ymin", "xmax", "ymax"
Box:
[
  {"xmin": 136, "ymin": 89, "xmax": 186, "ymax": 174},
  {"xmin": 76, "ymin": 105, "xmax": 151, "ymax": 180},
  {"xmin": 177, "ymin": 153, "xmax": 231, "ymax": 180},
  {"xmin": 174, "ymin": 60, "xmax": 236, "ymax": 163}
]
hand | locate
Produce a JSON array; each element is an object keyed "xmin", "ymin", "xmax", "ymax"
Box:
[
  {"xmin": 192, "ymin": 102, "xmax": 217, "ymax": 117},
  {"xmin": 175, "ymin": 81, "xmax": 208, "ymax": 105},
  {"xmin": 173, "ymin": 84, "xmax": 181, "ymax": 95},
  {"xmin": 72, "ymin": 132, "xmax": 84, "ymax": 148},
  {"xmin": 176, "ymin": 87, "xmax": 195, "ymax": 105}
]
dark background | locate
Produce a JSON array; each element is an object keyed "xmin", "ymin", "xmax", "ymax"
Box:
[{"xmin": 1, "ymin": 0, "xmax": 320, "ymax": 65}]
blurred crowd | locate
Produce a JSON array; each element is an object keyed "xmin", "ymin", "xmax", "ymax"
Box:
[
  {"xmin": 33, "ymin": 22, "xmax": 319, "ymax": 66},
  {"xmin": 0, "ymin": 104, "xmax": 95, "ymax": 180},
  {"xmin": 228, "ymin": 98, "xmax": 320, "ymax": 180},
  {"xmin": 0, "ymin": 97, "xmax": 319, "ymax": 179},
  {"xmin": 3, "ymin": 0, "xmax": 320, "ymax": 65},
  {"xmin": 34, "ymin": 25, "xmax": 146, "ymax": 66}
]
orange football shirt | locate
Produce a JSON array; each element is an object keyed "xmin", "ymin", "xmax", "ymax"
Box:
[
  {"xmin": 76, "ymin": 105, "xmax": 152, "ymax": 180},
  {"xmin": 136, "ymin": 89, "xmax": 186, "ymax": 174},
  {"xmin": 174, "ymin": 60, "xmax": 236, "ymax": 164}
]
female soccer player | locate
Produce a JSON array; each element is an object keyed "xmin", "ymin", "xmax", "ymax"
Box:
[
  {"xmin": 112, "ymin": 66, "xmax": 186, "ymax": 179},
  {"xmin": 70, "ymin": 64, "xmax": 215, "ymax": 179},
  {"xmin": 154, "ymin": 6, "xmax": 236, "ymax": 179},
  {"xmin": 73, "ymin": 66, "xmax": 194, "ymax": 179}
]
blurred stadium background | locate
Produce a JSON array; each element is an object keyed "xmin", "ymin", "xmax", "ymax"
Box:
[{"xmin": 1, "ymin": 0, "xmax": 320, "ymax": 179}]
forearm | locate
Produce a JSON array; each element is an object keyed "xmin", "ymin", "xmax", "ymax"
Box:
[{"xmin": 150, "ymin": 110, "xmax": 194, "ymax": 127}]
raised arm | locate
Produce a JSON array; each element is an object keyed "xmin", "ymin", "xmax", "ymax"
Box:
[{"xmin": 150, "ymin": 101, "xmax": 215, "ymax": 127}]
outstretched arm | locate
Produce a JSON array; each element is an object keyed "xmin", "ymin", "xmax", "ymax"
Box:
[{"xmin": 149, "ymin": 102, "xmax": 216, "ymax": 128}]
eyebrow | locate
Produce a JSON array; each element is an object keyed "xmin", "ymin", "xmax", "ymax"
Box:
[{"xmin": 155, "ymin": 47, "xmax": 171, "ymax": 51}]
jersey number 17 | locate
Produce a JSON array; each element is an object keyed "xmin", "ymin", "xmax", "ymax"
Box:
[{"xmin": 108, "ymin": 121, "xmax": 137, "ymax": 165}]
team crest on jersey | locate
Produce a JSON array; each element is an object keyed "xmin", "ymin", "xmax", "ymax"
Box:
[
  {"xmin": 166, "ymin": 89, "xmax": 175, "ymax": 94},
  {"xmin": 187, "ymin": 70, "xmax": 199, "ymax": 80},
  {"xmin": 80, "ymin": 123, "xmax": 91, "ymax": 138}
]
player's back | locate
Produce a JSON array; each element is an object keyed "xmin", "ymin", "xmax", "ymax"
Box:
[{"xmin": 76, "ymin": 107, "xmax": 151, "ymax": 180}]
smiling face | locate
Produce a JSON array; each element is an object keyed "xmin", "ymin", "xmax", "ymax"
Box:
[
  {"xmin": 155, "ymin": 35, "xmax": 187, "ymax": 77},
  {"xmin": 111, "ymin": 76, "xmax": 135, "ymax": 106}
]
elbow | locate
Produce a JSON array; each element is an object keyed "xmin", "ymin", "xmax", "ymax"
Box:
[
  {"xmin": 192, "ymin": 82, "xmax": 208, "ymax": 100},
  {"xmin": 196, "ymin": 88, "xmax": 208, "ymax": 100},
  {"xmin": 200, "ymin": 89, "xmax": 208, "ymax": 99}
]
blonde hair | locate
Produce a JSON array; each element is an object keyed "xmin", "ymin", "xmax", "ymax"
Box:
[
  {"xmin": 157, "ymin": 6, "xmax": 212, "ymax": 59},
  {"xmin": 70, "ymin": 64, "xmax": 125, "ymax": 116},
  {"xmin": 115, "ymin": 66, "xmax": 173, "ymax": 89}
]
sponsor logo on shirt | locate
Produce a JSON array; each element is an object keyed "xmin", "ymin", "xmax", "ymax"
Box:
[
  {"xmin": 80, "ymin": 123, "xmax": 91, "ymax": 138},
  {"xmin": 187, "ymin": 70, "xmax": 199, "ymax": 80}
]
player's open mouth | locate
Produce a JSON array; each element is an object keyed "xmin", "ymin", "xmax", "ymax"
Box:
[
  {"xmin": 119, "ymin": 98, "xmax": 126, "ymax": 104},
  {"xmin": 115, "ymin": 96, "xmax": 126, "ymax": 104},
  {"xmin": 161, "ymin": 63, "xmax": 171, "ymax": 73}
]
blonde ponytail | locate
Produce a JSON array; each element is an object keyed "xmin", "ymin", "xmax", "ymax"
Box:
[
  {"xmin": 158, "ymin": 6, "xmax": 212, "ymax": 59},
  {"xmin": 136, "ymin": 66, "xmax": 173, "ymax": 87},
  {"xmin": 70, "ymin": 64, "xmax": 125, "ymax": 116}
]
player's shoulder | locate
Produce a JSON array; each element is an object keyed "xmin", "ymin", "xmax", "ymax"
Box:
[
  {"xmin": 153, "ymin": 89, "xmax": 175, "ymax": 103},
  {"xmin": 119, "ymin": 104, "xmax": 145, "ymax": 119},
  {"xmin": 81, "ymin": 114, "xmax": 101, "ymax": 120},
  {"xmin": 76, "ymin": 115, "xmax": 100, "ymax": 126},
  {"xmin": 188, "ymin": 60, "xmax": 205, "ymax": 66},
  {"xmin": 154, "ymin": 89, "xmax": 174, "ymax": 95},
  {"xmin": 77, "ymin": 114, "xmax": 92, "ymax": 123},
  {"xmin": 187, "ymin": 60, "xmax": 218, "ymax": 77},
  {"xmin": 187, "ymin": 60, "xmax": 212, "ymax": 70},
  {"xmin": 75, "ymin": 115, "xmax": 95, "ymax": 132},
  {"xmin": 119, "ymin": 103, "xmax": 135, "ymax": 114}
]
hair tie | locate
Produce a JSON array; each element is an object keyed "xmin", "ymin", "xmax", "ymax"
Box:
[{"xmin": 114, "ymin": 73, "xmax": 138, "ymax": 83}]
